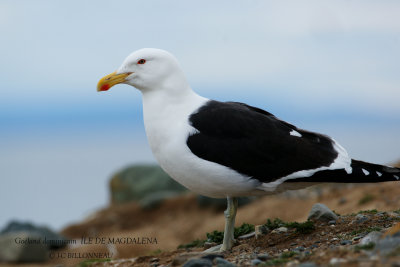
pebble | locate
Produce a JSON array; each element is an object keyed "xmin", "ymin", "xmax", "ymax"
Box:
[
  {"xmin": 271, "ymin": 227, "xmax": 288, "ymax": 234},
  {"xmin": 329, "ymin": 258, "xmax": 347, "ymax": 265},
  {"xmin": 295, "ymin": 246, "xmax": 305, "ymax": 252},
  {"xmin": 355, "ymin": 214, "xmax": 369, "ymax": 224},
  {"xmin": 298, "ymin": 262, "xmax": 318, "ymax": 267},
  {"xmin": 172, "ymin": 252, "xmax": 202, "ymax": 266},
  {"xmin": 251, "ymin": 259, "xmax": 262, "ymax": 266},
  {"xmin": 203, "ymin": 242, "xmax": 218, "ymax": 249},
  {"xmin": 201, "ymin": 254, "xmax": 223, "ymax": 261},
  {"xmin": 286, "ymin": 260, "xmax": 300, "ymax": 267},
  {"xmin": 215, "ymin": 257, "xmax": 236, "ymax": 267},
  {"xmin": 203, "ymin": 244, "xmax": 222, "ymax": 253},
  {"xmin": 150, "ymin": 258, "xmax": 159, "ymax": 263},
  {"xmin": 308, "ymin": 203, "xmax": 338, "ymax": 222},
  {"xmin": 255, "ymin": 225, "xmax": 268, "ymax": 236},
  {"xmin": 340, "ymin": 240, "xmax": 352, "ymax": 245},
  {"xmin": 183, "ymin": 258, "xmax": 212, "ymax": 267},
  {"xmin": 257, "ymin": 253, "xmax": 270, "ymax": 261},
  {"xmin": 238, "ymin": 232, "xmax": 255, "ymax": 239}
]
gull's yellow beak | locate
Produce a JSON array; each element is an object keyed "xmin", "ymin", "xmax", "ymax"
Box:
[{"xmin": 97, "ymin": 71, "xmax": 132, "ymax": 92}]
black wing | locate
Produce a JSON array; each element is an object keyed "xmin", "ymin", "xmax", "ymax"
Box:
[{"xmin": 186, "ymin": 100, "xmax": 338, "ymax": 183}]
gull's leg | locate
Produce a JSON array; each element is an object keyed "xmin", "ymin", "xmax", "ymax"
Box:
[{"xmin": 220, "ymin": 197, "xmax": 238, "ymax": 251}]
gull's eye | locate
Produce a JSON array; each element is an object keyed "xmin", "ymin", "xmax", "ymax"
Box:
[{"xmin": 137, "ymin": 59, "xmax": 146, "ymax": 64}]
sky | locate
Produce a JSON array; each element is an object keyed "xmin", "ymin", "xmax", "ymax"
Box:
[{"xmin": 0, "ymin": 0, "xmax": 399, "ymax": 231}]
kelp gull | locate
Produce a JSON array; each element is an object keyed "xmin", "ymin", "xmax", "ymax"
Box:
[{"xmin": 97, "ymin": 48, "xmax": 400, "ymax": 251}]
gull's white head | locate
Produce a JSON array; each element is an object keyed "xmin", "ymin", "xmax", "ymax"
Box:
[{"xmin": 97, "ymin": 48, "xmax": 189, "ymax": 93}]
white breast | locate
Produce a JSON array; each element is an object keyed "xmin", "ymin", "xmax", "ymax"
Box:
[{"xmin": 141, "ymin": 89, "xmax": 262, "ymax": 198}]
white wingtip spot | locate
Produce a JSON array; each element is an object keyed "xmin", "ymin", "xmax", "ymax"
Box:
[
  {"xmin": 394, "ymin": 175, "xmax": 399, "ymax": 180},
  {"xmin": 362, "ymin": 169, "xmax": 369, "ymax": 175},
  {"xmin": 290, "ymin": 130, "xmax": 302, "ymax": 137},
  {"xmin": 376, "ymin": 171, "xmax": 382, "ymax": 177}
]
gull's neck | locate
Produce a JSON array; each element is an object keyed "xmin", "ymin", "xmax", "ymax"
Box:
[
  {"xmin": 141, "ymin": 84, "xmax": 208, "ymax": 125},
  {"xmin": 141, "ymin": 84, "xmax": 208, "ymax": 157}
]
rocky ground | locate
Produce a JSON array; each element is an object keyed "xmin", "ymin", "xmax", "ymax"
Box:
[
  {"xmin": 99, "ymin": 208, "xmax": 400, "ymax": 267},
  {"xmin": 2, "ymin": 163, "xmax": 400, "ymax": 267},
  {"xmin": 57, "ymin": 184, "xmax": 400, "ymax": 266}
]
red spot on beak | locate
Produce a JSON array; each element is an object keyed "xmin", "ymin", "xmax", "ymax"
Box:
[{"xmin": 100, "ymin": 84, "xmax": 110, "ymax": 91}]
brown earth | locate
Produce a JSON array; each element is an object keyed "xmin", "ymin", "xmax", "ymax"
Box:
[
  {"xmin": 61, "ymin": 177, "xmax": 400, "ymax": 265},
  {"xmin": 3, "ymin": 162, "xmax": 399, "ymax": 267}
]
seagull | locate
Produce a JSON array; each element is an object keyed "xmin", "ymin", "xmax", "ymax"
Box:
[{"xmin": 97, "ymin": 48, "xmax": 400, "ymax": 251}]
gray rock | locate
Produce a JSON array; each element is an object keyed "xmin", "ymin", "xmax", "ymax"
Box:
[
  {"xmin": 251, "ymin": 258, "xmax": 263, "ymax": 266},
  {"xmin": 340, "ymin": 240, "xmax": 352, "ymax": 245},
  {"xmin": 203, "ymin": 241, "xmax": 218, "ymax": 249},
  {"xmin": 355, "ymin": 214, "xmax": 369, "ymax": 224},
  {"xmin": 298, "ymin": 262, "xmax": 318, "ymax": 267},
  {"xmin": 1, "ymin": 221, "xmax": 66, "ymax": 249},
  {"xmin": 257, "ymin": 253, "xmax": 270, "ymax": 261},
  {"xmin": 374, "ymin": 236, "xmax": 400, "ymax": 255},
  {"xmin": 172, "ymin": 252, "xmax": 202, "ymax": 265},
  {"xmin": 183, "ymin": 258, "xmax": 213, "ymax": 267},
  {"xmin": 0, "ymin": 231, "xmax": 49, "ymax": 262},
  {"xmin": 150, "ymin": 257, "xmax": 159, "ymax": 263},
  {"xmin": 307, "ymin": 203, "xmax": 338, "ymax": 222},
  {"xmin": 329, "ymin": 258, "xmax": 347, "ymax": 265},
  {"xmin": 359, "ymin": 231, "xmax": 382, "ymax": 245},
  {"xmin": 271, "ymin": 227, "xmax": 288, "ymax": 234},
  {"xmin": 215, "ymin": 257, "xmax": 237, "ymax": 267},
  {"xmin": 203, "ymin": 244, "xmax": 222, "ymax": 253},
  {"xmin": 109, "ymin": 164, "xmax": 187, "ymax": 205},
  {"xmin": 255, "ymin": 225, "xmax": 268, "ymax": 239},
  {"xmin": 139, "ymin": 190, "xmax": 183, "ymax": 209},
  {"xmin": 201, "ymin": 253, "xmax": 223, "ymax": 261},
  {"xmin": 238, "ymin": 231, "xmax": 255, "ymax": 239}
]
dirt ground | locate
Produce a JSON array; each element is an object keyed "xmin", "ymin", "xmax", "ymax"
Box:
[
  {"xmin": 2, "ymin": 162, "xmax": 399, "ymax": 267},
  {"xmin": 58, "ymin": 177, "xmax": 400, "ymax": 266}
]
